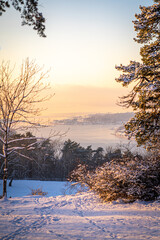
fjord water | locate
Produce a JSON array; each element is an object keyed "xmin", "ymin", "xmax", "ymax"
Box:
[{"xmin": 34, "ymin": 124, "xmax": 144, "ymax": 153}]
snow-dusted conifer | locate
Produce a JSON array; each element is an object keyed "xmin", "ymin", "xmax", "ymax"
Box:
[
  {"xmin": 0, "ymin": 0, "xmax": 46, "ymax": 37},
  {"xmin": 116, "ymin": 0, "xmax": 160, "ymax": 151}
]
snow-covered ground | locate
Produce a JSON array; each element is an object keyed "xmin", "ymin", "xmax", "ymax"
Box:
[
  {"xmin": 0, "ymin": 180, "xmax": 160, "ymax": 240},
  {"xmin": 0, "ymin": 180, "xmax": 76, "ymax": 198}
]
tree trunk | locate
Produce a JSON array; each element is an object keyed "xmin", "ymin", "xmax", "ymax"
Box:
[
  {"xmin": 3, "ymin": 167, "xmax": 7, "ymax": 197},
  {"xmin": 3, "ymin": 144, "xmax": 8, "ymax": 198},
  {"xmin": 9, "ymin": 177, "xmax": 13, "ymax": 187}
]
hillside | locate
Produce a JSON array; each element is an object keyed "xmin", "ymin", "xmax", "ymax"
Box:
[
  {"xmin": 53, "ymin": 112, "xmax": 134, "ymax": 125},
  {"xmin": 0, "ymin": 180, "xmax": 159, "ymax": 240}
]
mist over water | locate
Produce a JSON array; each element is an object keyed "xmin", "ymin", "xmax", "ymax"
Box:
[{"xmin": 33, "ymin": 123, "xmax": 145, "ymax": 155}]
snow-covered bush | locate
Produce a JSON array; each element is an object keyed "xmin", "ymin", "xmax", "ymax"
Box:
[
  {"xmin": 69, "ymin": 164, "xmax": 92, "ymax": 188},
  {"xmin": 70, "ymin": 156, "xmax": 160, "ymax": 202}
]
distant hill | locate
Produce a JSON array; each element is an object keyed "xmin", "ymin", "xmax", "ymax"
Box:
[{"xmin": 53, "ymin": 112, "xmax": 134, "ymax": 125}]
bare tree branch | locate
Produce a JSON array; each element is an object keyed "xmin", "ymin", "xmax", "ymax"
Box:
[{"xmin": 0, "ymin": 59, "xmax": 52, "ymax": 197}]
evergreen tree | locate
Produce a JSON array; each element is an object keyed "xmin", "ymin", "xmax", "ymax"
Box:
[
  {"xmin": 61, "ymin": 139, "xmax": 87, "ymax": 178},
  {"xmin": 116, "ymin": 0, "xmax": 160, "ymax": 151},
  {"xmin": 0, "ymin": 0, "xmax": 46, "ymax": 37}
]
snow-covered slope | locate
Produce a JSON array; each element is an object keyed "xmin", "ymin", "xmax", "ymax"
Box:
[
  {"xmin": 0, "ymin": 180, "xmax": 75, "ymax": 198},
  {"xmin": 0, "ymin": 181, "xmax": 160, "ymax": 240}
]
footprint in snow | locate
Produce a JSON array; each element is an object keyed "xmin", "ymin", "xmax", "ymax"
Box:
[
  {"xmin": 52, "ymin": 217, "xmax": 61, "ymax": 221},
  {"xmin": 10, "ymin": 217, "xmax": 24, "ymax": 225}
]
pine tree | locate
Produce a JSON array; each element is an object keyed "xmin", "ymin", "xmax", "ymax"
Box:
[
  {"xmin": 116, "ymin": 0, "xmax": 160, "ymax": 151},
  {"xmin": 0, "ymin": 0, "xmax": 46, "ymax": 37}
]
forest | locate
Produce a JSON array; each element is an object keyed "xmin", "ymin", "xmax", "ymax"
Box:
[
  {"xmin": 0, "ymin": 131, "xmax": 159, "ymax": 202},
  {"xmin": 0, "ymin": 132, "xmax": 127, "ymax": 181}
]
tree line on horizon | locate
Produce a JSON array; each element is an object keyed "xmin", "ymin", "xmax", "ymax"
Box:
[{"xmin": 53, "ymin": 112, "xmax": 135, "ymax": 125}]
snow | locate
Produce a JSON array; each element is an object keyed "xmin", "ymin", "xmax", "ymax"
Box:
[
  {"xmin": 0, "ymin": 180, "xmax": 74, "ymax": 198},
  {"xmin": 0, "ymin": 180, "xmax": 160, "ymax": 240}
]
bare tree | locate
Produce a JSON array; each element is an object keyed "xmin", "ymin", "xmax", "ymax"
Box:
[{"xmin": 0, "ymin": 59, "xmax": 50, "ymax": 197}]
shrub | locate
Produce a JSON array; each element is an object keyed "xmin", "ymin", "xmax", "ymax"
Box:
[
  {"xmin": 31, "ymin": 187, "xmax": 48, "ymax": 196},
  {"xmin": 70, "ymin": 156, "xmax": 160, "ymax": 202}
]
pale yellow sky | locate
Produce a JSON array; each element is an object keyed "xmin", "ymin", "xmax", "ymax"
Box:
[
  {"xmin": 41, "ymin": 84, "xmax": 132, "ymax": 119},
  {"xmin": 0, "ymin": 0, "xmax": 151, "ymax": 118}
]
